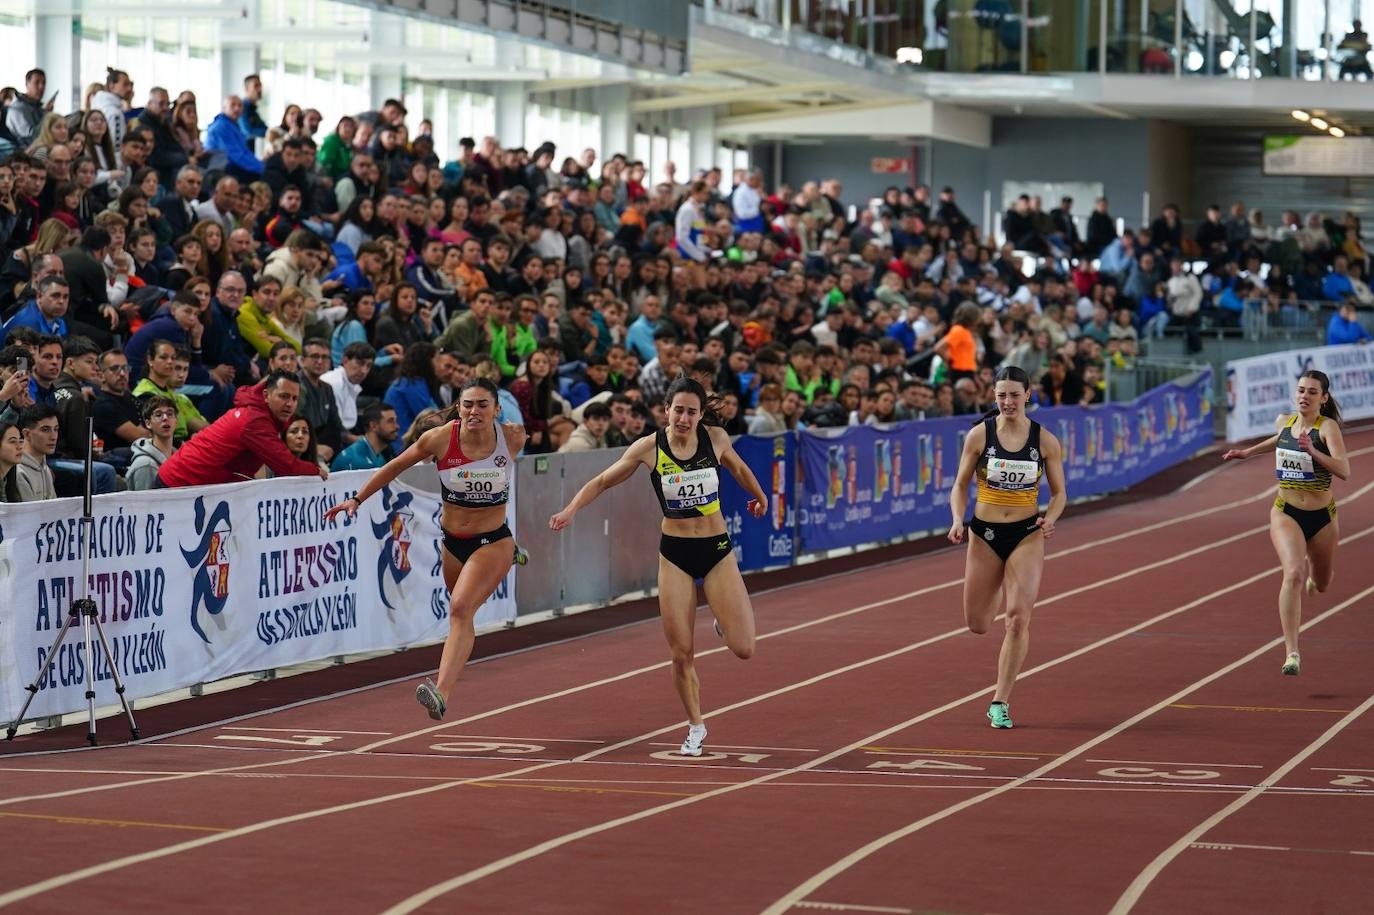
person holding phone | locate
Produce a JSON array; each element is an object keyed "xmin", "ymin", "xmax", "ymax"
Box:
[{"xmin": 0, "ymin": 345, "xmax": 35, "ymax": 423}]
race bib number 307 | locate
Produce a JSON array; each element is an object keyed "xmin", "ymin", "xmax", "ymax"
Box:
[
  {"xmin": 1276, "ymin": 448, "xmax": 1315, "ymax": 482},
  {"xmin": 987, "ymin": 458, "xmax": 1038, "ymax": 490}
]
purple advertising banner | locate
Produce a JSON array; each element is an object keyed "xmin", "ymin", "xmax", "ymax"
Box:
[{"xmin": 792, "ymin": 371, "xmax": 1213, "ymax": 554}]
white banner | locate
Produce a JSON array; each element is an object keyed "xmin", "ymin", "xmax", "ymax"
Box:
[
  {"xmin": 1225, "ymin": 343, "xmax": 1374, "ymax": 441},
  {"xmin": 0, "ymin": 470, "xmax": 516, "ymax": 723}
]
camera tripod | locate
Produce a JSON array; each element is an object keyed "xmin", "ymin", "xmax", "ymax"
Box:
[{"xmin": 5, "ymin": 419, "xmax": 139, "ymax": 746}]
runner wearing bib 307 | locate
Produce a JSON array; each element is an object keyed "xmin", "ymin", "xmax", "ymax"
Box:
[
  {"xmin": 325, "ymin": 378, "xmax": 527, "ymax": 721},
  {"xmin": 1223, "ymin": 369, "xmax": 1351, "ymax": 676},
  {"xmin": 948, "ymin": 365, "xmax": 1067, "ymax": 729},
  {"xmin": 551, "ymin": 376, "xmax": 769, "ymax": 758}
]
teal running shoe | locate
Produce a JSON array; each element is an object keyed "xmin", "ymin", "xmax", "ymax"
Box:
[{"xmin": 987, "ymin": 701, "xmax": 1013, "ymax": 729}]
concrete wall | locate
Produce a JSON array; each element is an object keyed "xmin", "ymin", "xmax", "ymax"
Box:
[{"xmin": 765, "ymin": 139, "xmax": 923, "ymax": 208}]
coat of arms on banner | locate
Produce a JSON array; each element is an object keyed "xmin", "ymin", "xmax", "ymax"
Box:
[{"xmin": 371, "ymin": 486, "xmax": 416, "ymax": 611}]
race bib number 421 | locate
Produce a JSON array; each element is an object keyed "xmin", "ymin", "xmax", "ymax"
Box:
[{"xmin": 662, "ymin": 467, "xmax": 719, "ymax": 510}]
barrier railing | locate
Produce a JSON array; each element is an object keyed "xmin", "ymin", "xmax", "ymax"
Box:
[{"xmin": 0, "ymin": 373, "xmax": 1213, "ymax": 723}]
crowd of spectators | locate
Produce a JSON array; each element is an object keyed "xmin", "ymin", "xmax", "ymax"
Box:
[{"xmin": 0, "ymin": 63, "xmax": 1369, "ymax": 503}]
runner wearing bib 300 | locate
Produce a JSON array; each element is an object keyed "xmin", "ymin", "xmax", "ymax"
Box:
[
  {"xmin": 1223, "ymin": 371, "xmax": 1351, "ymax": 676},
  {"xmin": 438, "ymin": 419, "xmax": 515, "ymax": 561}
]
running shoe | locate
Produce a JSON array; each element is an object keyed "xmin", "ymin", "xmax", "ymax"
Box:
[
  {"xmin": 1282, "ymin": 652, "xmax": 1301, "ymax": 676},
  {"xmin": 680, "ymin": 722, "xmax": 708, "ymax": 756},
  {"xmin": 416, "ymin": 679, "xmax": 447, "ymax": 720},
  {"xmin": 987, "ymin": 701, "xmax": 1013, "ymax": 729},
  {"xmin": 513, "ymin": 545, "xmax": 529, "ymax": 566},
  {"xmin": 713, "ymin": 616, "xmax": 724, "ymax": 639}
]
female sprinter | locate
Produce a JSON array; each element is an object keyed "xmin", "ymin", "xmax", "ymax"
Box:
[
  {"xmin": 549, "ymin": 376, "xmax": 768, "ymax": 756},
  {"xmin": 325, "ymin": 378, "xmax": 525, "ymax": 719},
  {"xmin": 948, "ymin": 365, "xmax": 1066, "ymax": 729},
  {"xmin": 1223, "ymin": 369, "xmax": 1349, "ymax": 675}
]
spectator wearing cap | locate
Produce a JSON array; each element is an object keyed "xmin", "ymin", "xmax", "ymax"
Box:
[
  {"xmin": 330, "ymin": 402, "xmax": 398, "ymax": 471},
  {"xmin": 155, "ymin": 373, "xmax": 326, "ymax": 487}
]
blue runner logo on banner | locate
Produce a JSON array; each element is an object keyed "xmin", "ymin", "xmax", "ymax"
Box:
[{"xmin": 182, "ymin": 496, "xmax": 234, "ymax": 644}]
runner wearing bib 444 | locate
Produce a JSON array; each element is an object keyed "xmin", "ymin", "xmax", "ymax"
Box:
[
  {"xmin": 1224, "ymin": 370, "xmax": 1351, "ymax": 676},
  {"xmin": 325, "ymin": 379, "xmax": 527, "ymax": 722},
  {"xmin": 949, "ymin": 366, "xmax": 1067, "ymax": 730},
  {"xmin": 551, "ymin": 376, "xmax": 769, "ymax": 758}
]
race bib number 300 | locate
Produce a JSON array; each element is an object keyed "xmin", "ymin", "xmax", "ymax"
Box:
[
  {"xmin": 663, "ymin": 467, "xmax": 719, "ymax": 510},
  {"xmin": 987, "ymin": 458, "xmax": 1038, "ymax": 490},
  {"xmin": 1276, "ymin": 448, "xmax": 1315, "ymax": 482},
  {"xmin": 446, "ymin": 467, "xmax": 508, "ymax": 501}
]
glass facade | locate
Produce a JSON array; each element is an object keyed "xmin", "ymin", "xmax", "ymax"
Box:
[{"xmin": 701, "ymin": 0, "xmax": 1374, "ymax": 79}]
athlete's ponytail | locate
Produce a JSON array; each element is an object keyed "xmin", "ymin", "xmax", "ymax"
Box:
[
  {"xmin": 973, "ymin": 365, "xmax": 1032, "ymax": 426},
  {"xmin": 664, "ymin": 373, "xmax": 723, "ymax": 427},
  {"xmin": 1301, "ymin": 369, "xmax": 1342, "ymax": 423}
]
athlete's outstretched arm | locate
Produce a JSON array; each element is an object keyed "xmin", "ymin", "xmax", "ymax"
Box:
[
  {"xmin": 549, "ymin": 435, "xmax": 653, "ymax": 530},
  {"xmin": 323, "ymin": 425, "xmax": 449, "ymax": 521},
  {"xmin": 710, "ymin": 426, "xmax": 767, "ymax": 517},
  {"xmin": 1222, "ymin": 415, "xmax": 1285, "ymax": 462},
  {"xmin": 947, "ymin": 423, "xmax": 986, "ymax": 543},
  {"xmin": 1037, "ymin": 430, "xmax": 1068, "ymax": 538},
  {"xmin": 1307, "ymin": 421, "xmax": 1351, "ymax": 480}
]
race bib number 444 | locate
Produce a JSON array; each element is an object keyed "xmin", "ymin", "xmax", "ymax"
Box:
[
  {"xmin": 987, "ymin": 458, "xmax": 1038, "ymax": 490},
  {"xmin": 1276, "ymin": 448, "xmax": 1315, "ymax": 482},
  {"xmin": 663, "ymin": 467, "xmax": 719, "ymax": 510}
]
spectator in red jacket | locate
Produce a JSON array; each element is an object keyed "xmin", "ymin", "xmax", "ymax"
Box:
[{"xmin": 153, "ymin": 371, "xmax": 327, "ymax": 487}]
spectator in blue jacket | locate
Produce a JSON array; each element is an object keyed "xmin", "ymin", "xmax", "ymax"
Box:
[
  {"xmin": 205, "ymin": 96, "xmax": 265, "ymax": 183},
  {"xmin": 1216, "ymin": 279, "xmax": 1258, "ymax": 327},
  {"xmin": 331, "ymin": 402, "xmax": 398, "ymax": 471},
  {"xmin": 2, "ymin": 276, "xmax": 69, "ymax": 341},
  {"xmin": 1327, "ymin": 301, "xmax": 1373, "ymax": 346},
  {"xmin": 383, "ymin": 341, "xmax": 440, "ymax": 436},
  {"xmin": 124, "ymin": 295, "xmax": 199, "ymax": 380},
  {"xmin": 238, "ymin": 75, "xmax": 268, "ymax": 139},
  {"xmin": 1322, "ymin": 255, "xmax": 1357, "ymax": 302}
]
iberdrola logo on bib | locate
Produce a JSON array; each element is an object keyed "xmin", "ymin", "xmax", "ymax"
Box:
[{"xmin": 181, "ymin": 496, "xmax": 234, "ymax": 644}]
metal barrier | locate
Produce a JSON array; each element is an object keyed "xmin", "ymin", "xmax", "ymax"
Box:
[{"xmin": 1103, "ymin": 357, "xmax": 1209, "ymax": 403}]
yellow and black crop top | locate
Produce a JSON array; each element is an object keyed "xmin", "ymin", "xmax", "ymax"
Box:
[
  {"xmin": 975, "ymin": 418, "xmax": 1044, "ymax": 509},
  {"xmin": 1275, "ymin": 414, "xmax": 1332, "ymax": 492},
  {"xmin": 650, "ymin": 425, "xmax": 721, "ymax": 519}
]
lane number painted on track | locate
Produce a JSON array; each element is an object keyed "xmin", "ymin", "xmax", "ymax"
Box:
[
  {"xmin": 214, "ymin": 733, "xmax": 341, "ymax": 747},
  {"xmin": 1097, "ymin": 766, "xmax": 1221, "ymax": 781},
  {"xmin": 650, "ymin": 750, "xmax": 771, "ymax": 763},
  {"xmin": 430, "ymin": 740, "xmax": 546, "ymax": 755},
  {"xmin": 866, "ymin": 758, "xmax": 986, "ymax": 772},
  {"xmin": 1328, "ymin": 774, "xmax": 1374, "ymax": 788}
]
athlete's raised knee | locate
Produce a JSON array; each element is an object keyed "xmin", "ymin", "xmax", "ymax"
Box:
[{"xmin": 730, "ymin": 639, "xmax": 755, "ymax": 661}]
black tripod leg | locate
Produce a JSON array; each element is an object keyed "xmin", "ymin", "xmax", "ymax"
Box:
[
  {"xmin": 90, "ymin": 616, "xmax": 140, "ymax": 740},
  {"xmin": 4, "ymin": 613, "xmax": 80, "ymax": 740}
]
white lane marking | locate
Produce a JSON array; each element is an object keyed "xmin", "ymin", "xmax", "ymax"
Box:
[
  {"xmin": 1085, "ymin": 759, "xmax": 1265, "ymax": 770},
  {"xmin": 1111, "ymin": 691, "xmax": 1374, "ymax": 913},
  {"xmin": 647, "ymin": 742, "xmax": 820, "ymax": 753},
  {"xmin": 379, "ymin": 540, "xmax": 1343, "ymax": 913},
  {"xmin": 766, "ymin": 577, "xmax": 1374, "ymax": 915},
  {"xmin": 795, "ymin": 902, "xmax": 915, "ymax": 914},
  {"xmin": 220, "ymin": 727, "xmax": 391, "ymax": 735},
  {"xmin": 0, "ymin": 517, "xmax": 1309, "ymax": 907},
  {"xmin": 428, "ymin": 735, "xmax": 606, "ymax": 744},
  {"xmin": 1311, "ymin": 766, "xmax": 1374, "ymax": 773}
]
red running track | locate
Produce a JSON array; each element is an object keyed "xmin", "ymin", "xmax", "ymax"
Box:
[{"xmin": 2, "ymin": 430, "xmax": 1374, "ymax": 914}]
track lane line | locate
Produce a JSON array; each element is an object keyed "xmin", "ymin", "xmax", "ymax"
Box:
[
  {"xmin": 0, "ymin": 491, "xmax": 1318, "ymax": 906},
  {"xmin": 372, "ymin": 522, "xmax": 1374, "ymax": 913},
  {"xmin": 764, "ymin": 586, "xmax": 1374, "ymax": 914}
]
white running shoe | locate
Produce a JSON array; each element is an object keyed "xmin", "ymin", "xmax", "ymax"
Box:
[
  {"xmin": 680, "ymin": 722, "xmax": 708, "ymax": 756},
  {"xmin": 1282, "ymin": 652, "xmax": 1301, "ymax": 676}
]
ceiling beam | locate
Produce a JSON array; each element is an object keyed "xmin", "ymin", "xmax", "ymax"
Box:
[{"xmin": 629, "ymin": 80, "xmax": 840, "ymax": 113}]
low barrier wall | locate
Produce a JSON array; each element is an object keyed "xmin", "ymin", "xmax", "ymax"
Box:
[{"xmin": 1225, "ymin": 343, "xmax": 1374, "ymax": 441}]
